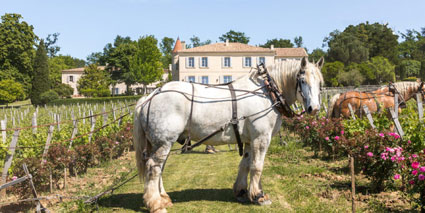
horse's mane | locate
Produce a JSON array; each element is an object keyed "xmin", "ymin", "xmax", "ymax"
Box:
[
  {"xmin": 378, "ymin": 81, "xmax": 420, "ymax": 99},
  {"xmin": 268, "ymin": 59, "xmax": 324, "ymax": 92}
]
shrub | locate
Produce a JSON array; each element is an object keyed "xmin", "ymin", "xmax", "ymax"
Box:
[
  {"xmin": 39, "ymin": 90, "xmax": 59, "ymax": 104},
  {"xmin": 53, "ymin": 83, "xmax": 74, "ymax": 98}
]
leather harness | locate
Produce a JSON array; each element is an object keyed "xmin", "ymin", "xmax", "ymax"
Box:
[{"xmin": 145, "ymin": 63, "xmax": 304, "ymax": 157}]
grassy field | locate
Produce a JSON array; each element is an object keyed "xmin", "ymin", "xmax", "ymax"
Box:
[{"xmin": 51, "ymin": 133, "xmax": 410, "ymax": 212}]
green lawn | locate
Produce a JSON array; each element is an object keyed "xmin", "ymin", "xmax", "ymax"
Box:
[{"xmin": 56, "ymin": 134, "xmax": 410, "ymax": 212}]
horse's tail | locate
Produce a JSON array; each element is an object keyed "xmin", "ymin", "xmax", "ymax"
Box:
[
  {"xmin": 133, "ymin": 96, "xmax": 149, "ymax": 182},
  {"xmin": 327, "ymin": 93, "xmax": 340, "ymax": 118}
]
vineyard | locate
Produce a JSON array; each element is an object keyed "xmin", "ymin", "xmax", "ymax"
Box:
[
  {"xmin": 0, "ymin": 99, "xmax": 136, "ymax": 211},
  {"xmin": 1, "ymin": 93, "xmax": 425, "ymax": 212}
]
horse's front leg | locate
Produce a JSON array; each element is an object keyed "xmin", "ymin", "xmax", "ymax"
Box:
[
  {"xmin": 233, "ymin": 144, "xmax": 251, "ymax": 202},
  {"xmin": 248, "ymin": 136, "xmax": 272, "ymax": 205}
]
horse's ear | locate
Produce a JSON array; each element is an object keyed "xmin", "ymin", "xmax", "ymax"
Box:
[
  {"xmin": 316, "ymin": 57, "xmax": 325, "ymax": 69},
  {"xmin": 301, "ymin": 57, "xmax": 307, "ymax": 69}
]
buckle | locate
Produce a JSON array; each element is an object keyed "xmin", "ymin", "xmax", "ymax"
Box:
[{"xmin": 230, "ymin": 119, "xmax": 239, "ymax": 125}]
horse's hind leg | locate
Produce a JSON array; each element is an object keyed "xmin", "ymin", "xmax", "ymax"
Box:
[
  {"xmin": 233, "ymin": 144, "xmax": 251, "ymax": 202},
  {"xmin": 144, "ymin": 143, "xmax": 172, "ymax": 213},
  {"xmin": 249, "ymin": 136, "xmax": 272, "ymax": 205}
]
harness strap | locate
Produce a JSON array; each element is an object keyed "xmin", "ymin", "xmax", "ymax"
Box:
[
  {"xmin": 182, "ymin": 83, "xmax": 195, "ymax": 152},
  {"xmin": 228, "ymin": 84, "xmax": 244, "ymax": 156}
]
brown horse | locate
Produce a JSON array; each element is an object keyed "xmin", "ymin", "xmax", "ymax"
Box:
[{"xmin": 327, "ymin": 81, "xmax": 424, "ymax": 118}]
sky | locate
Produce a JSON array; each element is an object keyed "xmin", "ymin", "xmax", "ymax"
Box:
[{"xmin": 1, "ymin": 0, "xmax": 424, "ymax": 60}]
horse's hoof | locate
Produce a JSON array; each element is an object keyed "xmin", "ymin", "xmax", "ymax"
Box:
[
  {"xmin": 254, "ymin": 193, "xmax": 272, "ymax": 206},
  {"xmin": 152, "ymin": 208, "xmax": 167, "ymax": 213},
  {"xmin": 161, "ymin": 195, "xmax": 173, "ymax": 208}
]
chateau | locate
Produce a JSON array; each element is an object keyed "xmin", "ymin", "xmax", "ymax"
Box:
[{"xmin": 171, "ymin": 38, "xmax": 308, "ymax": 84}]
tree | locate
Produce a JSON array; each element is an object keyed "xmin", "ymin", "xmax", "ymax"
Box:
[
  {"xmin": 321, "ymin": 61, "xmax": 345, "ymax": 86},
  {"xmin": 219, "ymin": 30, "xmax": 250, "ymax": 44},
  {"xmin": 189, "ymin": 35, "xmax": 211, "ymax": 47},
  {"xmin": 0, "ymin": 80, "xmax": 25, "ymax": 105},
  {"xmin": 130, "ymin": 35, "xmax": 163, "ymax": 94},
  {"xmin": 309, "ymin": 48, "xmax": 327, "ymax": 62},
  {"xmin": 53, "ymin": 83, "xmax": 73, "ymax": 98},
  {"xmin": 364, "ymin": 56, "xmax": 395, "ymax": 84},
  {"xmin": 103, "ymin": 35, "xmax": 137, "ymax": 94},
  {"xmin": 260, "ymin": 38, "xmax": 294, "ymax": 48},
  {"xmin": 0, "ymin": 13, "xmax": 37, "ymax": 96},
  {"xmin": 160, "ymin": 37, "xmax": 175, "ymax": 68},
  {"xmin": 398, "ymin": 59, "xmax": 421, "ymax": 80},
  {"xmin": 420, "ymin": 60, "xmax": 425, "ymax": 81},
  {"xmin": 48, "ymin": 55, "xmax": 85, "ymax": 89},
  {"xmin": 45, "ymin": 33, "xmax": 60, "ymax": 57},
  {"xmin": 294, "ymin": 36, "xmax": 303, "ymax": 48},
  {"xmin": 338, "ymin": 69, "xmax": 364, "ymax": 86},
  {"xmin": 77, "ymin": 64, "xmax": 111, "ymax": 97},
  {"xmin": 86, "ymin": 52, "xmax": 106, "ymax": 65},
  {"xmin": 325, "ymin": 31, "xmax": 369, "ymax": 65},
  {"xmin": 31, "ymin": 40, "xmax": 50, "ymax": 105}
]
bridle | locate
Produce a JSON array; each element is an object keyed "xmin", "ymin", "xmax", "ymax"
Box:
[{"xmin": 257, "ymin": 63, "xmax": 307, "ymax": 117}]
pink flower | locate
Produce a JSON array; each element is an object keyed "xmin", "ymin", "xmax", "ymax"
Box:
[
  {"xmin": 391, "ymin": 156, "xmax": 396, "ymax": 162},
  {"xmin": 394, "ymin": 174, "xmax": 401, "ymax": 180},
  {"xmin": 379, "ymin": 133, "xmax": 384, "ymax": 137},
  {"xmin": 321, "ymin": 122, "xmax": 325, "ymax": 125},
  {"xmin": 334, "ymin": 136, "xmax": 340, "ymax": 140},
  {"xmin": 412, "ymin": 162, "xmax": 420, "ymax": 169},
  {"xmin": 126, "ymin": 127, "xmax": 131, "ymax": 131},
  {"xmin": 412, "ymin": 154, "xmax": 418, "ymax": 158},
  {"xmin": 409, "ymin": 180, "xmax": 415, "ymax": 185},
  {"xmin": 419, "ymin": 174, "xmax": 425, "ymax": 181},
  {"xmin": 341, "ymin": 130, "xmax": 344, "ymax": 135},
  {"xmin": 420, "ymin": 167, "xmax": 425, "ymax": 173},
  {"xmin": 364, "ymin": 145, "xmax": 369, "ymax": 149},
  {"xmin": 408, "ymin": 140, "xmax": 411, "ymax": 144},
  {"xmin": 306, "ymin": 126, "xmax": 310, "ymax": 129},
  {"xmin": 12, "ymin": 176, "xmax": 17, "ymax": 181},
  {"xmin": 412, "ymin": 170, "xmax": 418, "ymax": 175},
  {"xmin": 115, "ymin": 141, "xmax": 119, "ymax": 145},
  {"xmin": 367, "ymin": 152, "xmax": 373, "ymax": 157},
  {"xmin": 325, "ymin": 137, "xmax": 329, "ymax": 141}
]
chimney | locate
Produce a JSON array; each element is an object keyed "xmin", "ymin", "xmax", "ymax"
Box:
[
  {"xmin": 181, "ymin": 41, "xmax": 186, "ymax": 50},
  {"xmin": 225, "ymin": 39, "xmax": 229, "ymax": 46},
  {"xmin": 270, "ymin": 45, "xmax": 274, "ymax": 50}
]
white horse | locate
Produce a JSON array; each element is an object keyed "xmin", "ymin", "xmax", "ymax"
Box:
[{"xmin": 133, "ymin": 57, "xmax": 324, "ymax": 213}]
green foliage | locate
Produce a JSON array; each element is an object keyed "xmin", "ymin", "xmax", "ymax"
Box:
[
  {"xmin": 0, "ymin": 79, "xmax": 25, "ymax": 104},
  {"xmin": 53, "ymin": 83, "xmax": 73, "ymax": 98},
  {"xmin": 160, "ymin": 37, "xmax": 175, "ymax": 68},
  {"xmin": 399, "ymin": 59, "xmax": 421, "ymax": 80},
  {"xmin": 103, "ymin": 35, "xmax": 137, "ymax": 94},
  {"xmin": 325, "ymin": 31, "xmax": 369, "ymax": 65},
  {"xmin": 49, "ymin": 95, "xmax": 141, "ymax": 105},
  {"xmin": 219, "ymin": 30, "xmax": 250, "ymax": 44},
  {"xmin": 45, "ymin": 33, "xmax": 60, "ymax": 57},
  {"xmin": 309, "ymin": 48, "xmax": 327, "ymax": 63},
  {"xmin": 337, "ymin": 69, "xmax": 364, "ymax": 86},
  {"xmin": 39, "ymin": 90, "xmax": 59, "ymax": 105},
  {"xmin": 294, "ymin": 36, "xmax": 303, "ymax": 48},
  {"xmin": 364, "ymin": 56, "xmax": 395, "ymax": 84},
  {"xmin": 189, "ymin": 35, "xmax": 211, "ymax": 48},
  {"xmin": 31, "ymin": 40, "xmax": 50, "ymax": 105},
  {"xmin": 0, "ymin": 13, "xmax": 37, "ymax": 96},
  {"xmin": 77, "ymin": 64, "xmax": 111, "ymax": 97},
  {"xmin": 261, "ymin": 38, "xmax": 294, "ymax": 48},
  {"xmin": 321, "ymin": 61, "xmax": 344, "ymax": 86},
  {"xmin": 130, "ymin": 35, "xmax": 163, "ymax": 94}
]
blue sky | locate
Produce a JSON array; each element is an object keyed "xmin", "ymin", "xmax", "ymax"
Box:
[{"xmin": 1, "ymin": 0, "xmax": 424, "ymax": 60}]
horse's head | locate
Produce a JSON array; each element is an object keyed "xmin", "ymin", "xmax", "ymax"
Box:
[{"xmin": 295, "ymin": 57, "xmax": 324, "ymax": 115}]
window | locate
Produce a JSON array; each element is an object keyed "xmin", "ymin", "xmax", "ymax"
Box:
[
  {"xmin": 244, "ymin": 57, "xmax": 252, "ymax": 67},
  {"xmin": 188, "ymin": 76, "xmax": 195, "ymax": 82},
  {"xmin": 114, "ymin": 88, "xmax": 119, "ymax": 95},
  {"xmin": 201, "ymin": 57, "xmax": 208, "ymax": 67},
  {"xmin": 69, "ymin": 75, "xmax": 74, "ymax": 82},
  {"xmin": 259, "ymin": 57, "xmax": 265, "ymax": 65},
  {"xmin": 224, "ymin": 57, "xmax": 231, "ymax": 67},
  {"xmin": 188, "ymin": 57, "xmax": 195, "ymax": 68},
  {"xmin": 280, "ymin": 58, "xmax": 287, "ymax": 62},
  {"xmin": 201, "ymin": 76, "xmax": 209, "ymax": 84},
  {"xmin": 223, "ymin": 76, "xmax": 232, "ymax": 83}
]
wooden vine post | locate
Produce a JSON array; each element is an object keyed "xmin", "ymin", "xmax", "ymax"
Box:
[
  {"xmin": 347, "ymin": 103, "xmax": 356, "ymax": 120},
  {"xmin": 1, "ymin": 129, "xmax": 20, "ymax": 197},
  {"xmin": 1, "ymin": 120, "xmax": 6, "ymax": 143},
  {"xmin": 32, "ymin": 112, "xmax": 37, "ymax": 134},
  {"xmin": 350, "ymin": 155, "xmax": 356, "ymax": 213},
  {"xmin": 394, "ymin": 93, "xmax": 399, "ymax": 118},
  {"xmin": 362, "ymin": 105, "xmax": 375, "ymax": 129},
  {"xmin": 417, "ymin": 93, "xmax": 423, "ymax": 123},
  {"xmin": 88, "ymin": 110, "xmax": 96, "ymax": 143},
  {"xmin": 389, "ymin": 109, "xmax": 404, "ymax": 138}
]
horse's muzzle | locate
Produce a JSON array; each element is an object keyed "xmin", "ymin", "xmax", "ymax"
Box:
[{"xmin": 307, "ymin": 106, "xmax": 319, "ymax": 115}]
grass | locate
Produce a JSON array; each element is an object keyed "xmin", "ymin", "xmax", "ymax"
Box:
[
  {"xmin": 53, "ymin": 132, "xmax": 411, "ymax": 212},
  {"xmin": 0, "ymin": 99, "xmax": 31, "ymax": 107}
]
